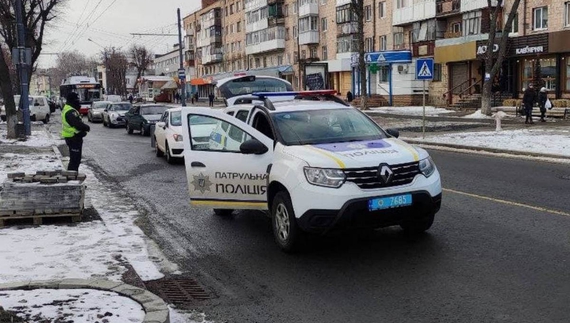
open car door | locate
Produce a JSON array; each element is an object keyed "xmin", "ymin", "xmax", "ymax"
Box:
[{"xmin": 181, "ymin": 107, "xmax": 274, "ymax": 210}]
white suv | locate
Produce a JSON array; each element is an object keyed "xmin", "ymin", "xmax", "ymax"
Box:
[{"xmin": 181, "ymin": 91, "xmax": 442, "ymax": 252}]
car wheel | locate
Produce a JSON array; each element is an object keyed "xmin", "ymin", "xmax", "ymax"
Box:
[
  {"xmin": 272, "ymin": 191, "xmax": 303, "ymax": 253},
  {"xmin": 155, "ymin": 137, "xmax": 164, "ymax": 157},
  {"xmin": 42, "ymin": 114, "xmax": 50, "ymax": 124},
  {"xmin": 140, "ymin": 124, "xmax": 146, "ymax": 136},
  {"xmin": 400, "ymin": 212, "xmax": 435, "ymax": 234},
  {"xmin": 213, "ymin": 209, "xmax": 233, "ymax": 216},
  {"xmin": 165, "ymin": 142, "xmax": 175, "ymax": 164},
  {"xmin": 126, "ymin": 122, "xmax": 133, "ymax": 134},
  {"xmin": 87, "ymin": 114, "xmax": 91, "ymax": 122},
  {"xmin": 103, "ymin": 118, "xmax": 107, "ymax": 127}
]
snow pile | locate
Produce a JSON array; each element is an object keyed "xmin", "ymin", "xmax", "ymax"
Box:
[
  {"xmin": 369, "ymin": 106, "xmax": 455, "ymax": 116},
  {"xmin": 462, "ymin": 109, "xmax": 493, "ymax": 119},
  {"xmin": 0, "ymin": 289, "xmax": 144, "ymax": 323}
]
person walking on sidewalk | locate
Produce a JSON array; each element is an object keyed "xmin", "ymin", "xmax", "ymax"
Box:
[
  {"xmin": 208, "ymin": 93, "xmax": 215, "ymax": 107},
  {"xmin": 61, "ymin": 92, "xmax": 90, "ymax": 171},
  {"xmin": 538, "ymin": 87, "xmax": 548, "ymax": 122},
  {"xmin": 522, "ymin": 84, "xmax": 536, "ymax": 124}
]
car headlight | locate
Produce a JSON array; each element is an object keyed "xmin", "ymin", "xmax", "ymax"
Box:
[
  {"xmin": 173, "ymin": 134, "xmax": 183, "ymax": 142},
  {"xmin": 110, "ymin": 113, "xmax": 117, "ymax": 119},
  {"xmin": 419, "ymin": 157, "xmax": 436, "ymax": 177},
  {"xmin": 303, "ymin": 167, "xmax": 346, "ymax": 188}
]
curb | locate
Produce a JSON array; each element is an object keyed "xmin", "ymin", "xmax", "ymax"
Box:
[
  {"xmin": 0, "ymin": 279, "xmax": 170, "ymax": 323},
  {"xmin": 405, "ymin": 138, "xmax": 570, "ymax": 161}
]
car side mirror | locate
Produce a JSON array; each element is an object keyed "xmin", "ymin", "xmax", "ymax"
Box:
[
  {"xmin": 240, "ymin": 139, "xmax": 268, "ymax": 155},
  {"xmin": 103, "ymin": 109, "xmax": 108, "ymax": 112},
  {"xmin": 386, "ymin": 128, "xmax": 400, "ymax": 138}
]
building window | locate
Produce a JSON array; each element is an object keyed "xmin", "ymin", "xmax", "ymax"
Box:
[
  {"xmin": 365, "ymin": 37, "xmax": 373, "ymax": 52},
  {"xmin": 301, "ymin": 50, "xmax": 306, "ymax": 59},
  {"xmin": 379, "ymin": 35, "xmax": 387, "ymax": 51},
  {"xmin": 321, "ymin": 17, "xmax": 327, "ymax": 31},
  {"xmin": 293, "ymin": 26, "xmax": 298, "ymax": 38},
  {"xmin": 336, "ymin": 4, "xmax": 357, "ymax": 24},
  {"xmin": 565, "ymin": 2, "xmax": 570, "ymax": 27},
  {"xmin": 379, "ymin": 65, "xmax": 389, "ymax": 82},
  {"xmin": 230, "ymin": 4, "xmax": 234, "ymax": 14},
  {"xmin": 396, "ymin": 0, "xmax": 406, "ymax": 9},
  {"xmin": 237, "ymin": 1, "xmax": 240, "ymax": 11},
  {"xmin": 365, "ymin": 5, "xmax": 372, "ymax": 21},
  {"xmin": 278, "ymin": 55, "xmax": 283, "ymax": 65},
  {"xmin": 509, "ymin": 12, "xmax": 519, "ymax": 33},
  {"xmin": 299, "ymin": 16, "xmax": 319, "ymax": 33},
  {"xmin": 433, "ymin": 63, "xmax": 442, "ymax": 82},
  {"xmin": 284, "ymin": 4, "xmax": 288, "ymax": 16},
  {"xmin": 285, "ymin": 27, "xmax": 290, "ymax": 40},
  {"xmin": 393, "ymin": 32, "xmax": 404, "ymax": 49},
  {"xmin": 463, "ymin": 11, "xmax": 481, "ymax": 35},
  {"xmin": 322, "ymin": 46, "xmax": 328, "ymax": 60},
  {"xmin": 379, "ymin": 2, "xmax": 385, "ymax": 18},
  {"xmin": 311, "ymin": 48, "xmax": 318, "ymax": 58},
  {"xmin": 293, "ymin": 1, "xmax": 297, "ymax": 14},
  {"xmin": 533, "ymin": 6, "xmax": 548, "ymax": 30},
  {"xmin": 225, "ymin": 6, "xmax": 228, "ymax": 16},
  {"xmin": 522, "ymin": 57, "xmax": 556, "ymax": 90},
  {"xmin": 451, "ymin": 22, "xmax": 461, "ymax": 34},
  {"xmin": 237, "ymin": 21, "xmax": 241, "ymax": 32}
]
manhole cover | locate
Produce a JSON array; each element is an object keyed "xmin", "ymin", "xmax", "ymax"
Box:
[{"xmin": 145, "ymin": 276, "xmax": 213, "ymax": 307}]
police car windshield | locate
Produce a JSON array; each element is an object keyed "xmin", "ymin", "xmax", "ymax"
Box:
[
  {"xmin": 218, "ymin": 77, "xmax": 293, "ymax": 98},
  {"xmin": 141, "ymin": 105, "xmax": 168, "ymax": 115},
  {"xmin": 273, "ymin": 109, "xmax": 387, "ymax": 145},
  {"xmin": 111, "ymin": 104, "xmax": 131, "ymax": 111}
]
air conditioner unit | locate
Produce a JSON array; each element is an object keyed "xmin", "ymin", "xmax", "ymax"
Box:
[{"xmin": 397, "ymin": 64, "xmax": 408, "ymax": 74}]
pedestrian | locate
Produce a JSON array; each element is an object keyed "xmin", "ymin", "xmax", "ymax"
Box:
[
  {"xmin": 175, "ymin": 92, "xmax": 181, "ymax": 104},
  {"xmin": 208, "ymin": 93, "xmax": 215, "ymax": 107},
  {"xmin": 128, "ymin": 93, "xmax": 133, "ymax": 104},
  {"xmin": 195, "ymin": 92, "xmax": 199, "ymax": 103},
  {"xmin": 346, "ymin": 91, "xmax": 353, "ymax": 103},
  {"xmin": 61, "ymin": 92, "xmax": 90, "ymax": 171},
  {"xmin": 191, "ymin": 92, "xmax": 195, "ymax": 104},
  {"xmin": 538, "ymin": 87, "xmax": 548, "ymax": 122},
  {"xmin": 522, "ymin": 83, "xmax": 536, "ymax": 124}
]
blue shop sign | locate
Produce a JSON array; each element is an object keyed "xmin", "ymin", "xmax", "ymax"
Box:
[{"xmin": 364, "ymin": 51, "xmax": 412, "ymax": 65}]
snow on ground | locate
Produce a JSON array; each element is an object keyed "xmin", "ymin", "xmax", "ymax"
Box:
[
  {"xmin": 462, "ymin": 109, "xmax": 494, "ymax": 119},
  {"xmin": 410, "ymin": 128, "xmax": 570, "ymax": 157},
  {"xmin": 368, "ymin": 106, "xmax": 455, "ymax": 116},
  {"xmin": 0, "ymin": 289, "xmax": 144, "ymax": 323},
  {"xmin": 0, "ymin": 153, "xmax": 63, "ymax": 184},
  {"xmin": 377, "ymin": 119, "xmax": 485, "ymax": 130},
  {"xmin": 0, "ymin": 129, "xmax": 62, "ymax": 147}
]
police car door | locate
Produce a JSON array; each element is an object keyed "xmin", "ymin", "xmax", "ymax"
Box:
[{"xmin": 182, "ymin": 107, "xmax": 273, "ymax": 210}]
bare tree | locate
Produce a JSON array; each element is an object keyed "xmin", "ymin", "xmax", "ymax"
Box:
[
  {"xmin": 50, "ymin": 51, "xmax": 94, "ymax": 88},
  {"xmin": 350, "ymin": 0, "xmax": 368, "ymax": 109},
  {"xmin": 129, "ymin": 45, "xmax": 153, "ymax": 94},
  {"xmin": 0, "ymin": 0, "xmax": 64, "ymax": 139},
  {"xmin": 104, "ymin": 48, "xmax": 128, "ymax": 96},
  {"xmin": 481, "ymin": 0, "xmax": 521, "ymax": 115}
]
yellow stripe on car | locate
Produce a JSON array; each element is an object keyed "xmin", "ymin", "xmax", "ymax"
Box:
[
  {"xmin": 191, "ymin": 200, "xmax": 266, "ymax": 208},
  {"xmin": 306, "ymin": 146, "xmax": 346, "ymax": 168},
  {"xmin": 387, "ymin": 139, "xmax": 419, "ymax": 161}
]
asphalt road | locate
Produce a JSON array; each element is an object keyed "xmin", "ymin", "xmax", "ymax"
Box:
[{"xmin": 76, "ymin": 117, "xmax": 570, "ymax": 323}]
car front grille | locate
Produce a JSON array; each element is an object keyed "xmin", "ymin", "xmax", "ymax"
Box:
[{"xmin": 343, "ymin": 161, "xmax": 421, "ymax": 189}]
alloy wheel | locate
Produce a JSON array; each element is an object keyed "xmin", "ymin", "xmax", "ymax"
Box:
[{"xmin": 275, "ymin": 203, "xmax": 290, "ymax": 242}]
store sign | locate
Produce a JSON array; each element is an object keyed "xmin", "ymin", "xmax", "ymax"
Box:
[
  {"xmin": 515, "ymin": 45, "xmax": 544, "ymax": 55},
  {"xmin": 477, "ymin": 44, "xmax": 499, "ymax": 55}
]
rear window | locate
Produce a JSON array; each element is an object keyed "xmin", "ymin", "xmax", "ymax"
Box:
[
  {"xmin": 141, "ymin": 105, "xmax": 168, "ymax": 115},
  {"xmin": 111, "ymin": 103, "xmax": 131, "ymax": 111},
  {"xmin": 217, "ymin": 77, "xmax": 293, "ymax": 98}
]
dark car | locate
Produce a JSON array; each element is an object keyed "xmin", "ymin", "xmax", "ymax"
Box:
[
  {"xmin": 153, "ymin": 91, "xmax": 172, "ymax": 103},
  {"xmin": 124, "ymin": 104, "xmax": 169, "ymax": 136},
  {"xmin": 47, "ymin": 99, "xmax": 57, "ymax": 113}
]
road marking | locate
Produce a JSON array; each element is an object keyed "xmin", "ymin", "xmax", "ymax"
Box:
[{"xmin": 443, "ymin": 188, "xmax": 570, "ymax": 217}]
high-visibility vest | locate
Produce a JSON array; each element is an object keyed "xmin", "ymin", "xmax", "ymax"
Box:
[{"xmin": 61, "ymin": 104, "xmax": 79, "ymax": 138}]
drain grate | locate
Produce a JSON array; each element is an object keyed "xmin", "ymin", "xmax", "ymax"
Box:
[{"xmin": 145, "ymin": 276, "xmax": 213, "ymax": 306}]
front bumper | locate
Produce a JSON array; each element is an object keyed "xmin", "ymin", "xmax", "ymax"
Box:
[
  {"xmin": 91, "ymin": 114, "xmax": 103, "ymax": 121},
  {"xmin": 111, "ymin": 116, "xmax": 126, "ymax": 126},
  {"xmin": 168, "ymin": 140, "xmax": 184, "ymax": 157},
  {"xmin": 297, "ymin": 191, "xmax": 442, "ymax": 234}
]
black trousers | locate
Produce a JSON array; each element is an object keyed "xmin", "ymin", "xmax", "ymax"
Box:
[
  {"xmin": 65, "ymin": 138, "xmax": 83, "ymax": 171},
  {"xmin": 524, "ymin": 105, "xmax": 533, "ymax": 122}
]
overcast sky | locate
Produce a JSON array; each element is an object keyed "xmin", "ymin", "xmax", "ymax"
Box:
[{"xmin": 38, "ymin": 0, "xmax": 201, "ymax": 69}]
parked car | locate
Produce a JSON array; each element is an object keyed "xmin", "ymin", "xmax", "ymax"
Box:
[
  {"xmin": 153, "ymin": 91, "xmax": 172, "ymax": 103},
  {"xmin": 124, "ymin": 104, "xmax": 169, "ymax": 136},
  {"xmin": 181, "ymin": 90, "xmax": 442, "ymax": 252},
  {"xmin": 0, "ymin": 95, "xmax": 51, "ymax": 123},
  {"xmin": 88, "ymin": 101, "xmax": 112, "ymax": 123},
  {"xmin": 47, "ymin": 98, "xmax": 57, "ymax": 113},
  {"xmin": 102, "ymin": 102, "xmax": 131, "ymax": 128},
  {"xmin": 153, "ymin": 107, "xmax": 217, "ymax": 164}
]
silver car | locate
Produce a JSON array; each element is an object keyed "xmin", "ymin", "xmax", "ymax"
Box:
[{"xmin": 88, "ymin": 101, "xmax": 112, "ymax": 123}]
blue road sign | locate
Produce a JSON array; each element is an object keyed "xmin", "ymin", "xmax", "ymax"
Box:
[
  {"xmin": 178, "ymin": 68, "xmax": 186, "ymax": 79},
  {"xmin": 416, "ymin": 58, "xmax": 434, "ymax": 80}
]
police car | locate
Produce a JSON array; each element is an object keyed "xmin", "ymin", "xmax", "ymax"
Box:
[{"xmin": 181, "ymin": 90, "xmax": 442, "ymax": 252}]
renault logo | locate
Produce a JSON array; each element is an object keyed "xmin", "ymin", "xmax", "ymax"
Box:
[{"xmin": 378, "ymin": 163, "xmax": 394, "ymax": 185}]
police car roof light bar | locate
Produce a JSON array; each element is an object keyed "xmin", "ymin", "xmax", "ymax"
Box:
[{"xmin": 250, "ymin": 90, "xmax": 348, "ymax": 108}]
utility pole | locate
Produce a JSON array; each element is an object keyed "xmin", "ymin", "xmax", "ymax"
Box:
[
  {"xmin": 15, "ymin": 0, "xmax": 31, "ymax": 136},
  {"xmin": 177, "ymin": 8, "xmax": 186, "ymax": 106}
]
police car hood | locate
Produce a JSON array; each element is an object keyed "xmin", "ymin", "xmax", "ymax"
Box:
[{"xmin": 284, "ymin": 138, "xmax": 428, "ymax": 168}]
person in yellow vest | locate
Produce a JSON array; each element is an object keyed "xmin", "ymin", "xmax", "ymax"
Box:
[{"xmin": 62, "ymin": 92, "xmax": 90, "ymax": 171}]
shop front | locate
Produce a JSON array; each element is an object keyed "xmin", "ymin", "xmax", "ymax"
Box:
[
  {"xmin": 548, "ymin": 30, "xmax": 570, "ymax": 99},
  {"xmin": 433, "ymin": 41, "xmax": 479, "ymax": 106},
  {"xmin": 475, "ymin": 38, "xmax": 514, "ymax": 96},
  {"xmin": 507, "ymin": 34, "xmax": 553, "ymax": 97}
]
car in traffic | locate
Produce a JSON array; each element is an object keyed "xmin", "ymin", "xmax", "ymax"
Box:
[
  {"xmin": 181, "ymin": 90, "xmax": 442, "ymax": 252},
  {"xmin": 124, "ymin": 104, "xmax": 169, "ymax": 136},
  {"xmin": 0, "ymin": 95, "xmax": 51, "ymax": 123},
  {"xmin": 102, "ymin": 102, "xmax": 131, "ymax": 128},
  {"xmin": 87, "ymin": 101, "xmax": 112, "ymax": 123},
  {"xmin": 214, "ymin": 75, "xmax": 294, "ymax": 106},
  {"xmin": 154, "ymin": 107, "xmax": 217, "ymax": 164},
  {"xmin": 153, "ymin": 91, "xmax": 172, "ymax": 103}
]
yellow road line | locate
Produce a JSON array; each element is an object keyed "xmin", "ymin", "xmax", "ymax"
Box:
[{"xmin": 443, "ymin": 188, "xmax": 570, "ymax": 217}]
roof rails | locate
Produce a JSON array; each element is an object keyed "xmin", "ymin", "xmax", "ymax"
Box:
[{"xmin": 250, "ymin": 90, "xmax": 349, "ymax": 110}]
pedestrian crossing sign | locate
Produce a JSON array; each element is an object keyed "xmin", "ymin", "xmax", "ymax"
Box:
[{"xmin": 416, "ymin": 58, "xmax": 434, "ymax": 80}]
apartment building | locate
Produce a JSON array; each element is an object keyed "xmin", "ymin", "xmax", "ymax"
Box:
[{"xmin": 183, "ymin": 0, "xmax": 570, "ymax": 106}]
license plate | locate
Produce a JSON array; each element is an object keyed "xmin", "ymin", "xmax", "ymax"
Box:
[{"xmin": 368, "ymin": 194, "xmax": 412, "ymax": 211}]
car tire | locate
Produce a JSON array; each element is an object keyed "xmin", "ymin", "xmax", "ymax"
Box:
[
  {"xmin": 103, "ymin": 118, "xmax": 108, "ymax": 127},
  {"xmin": 213, "ymin": 209, "xmax": 233, "ymax": 216},
  {"xmin": 126, "ymin": 122, "xmax": 133, "ymax": 134},
  {"xmin": 87, "ymin": 114, "xmax": 91, "ymax": 122},
  {"xmin": 155, "ymin": 138, "xmax": 164, "ymax": 157},
  {"xmin": 42, "ymin": 114, "xmax": 50, "ymax": 124},
  {"xmin": 140, "ymin": 124, "xmax": 146, "ymax": 136},
  {"xmin": 272, "ymin": 191, "xmax": 303, "ymax": 253},
  {"xmin": 165, "ymin": 142, "xmax": 175, "ymax": 164},
  {"xmin": 400, "ymin": 212, "xmax": 435, "ymax": 234}
]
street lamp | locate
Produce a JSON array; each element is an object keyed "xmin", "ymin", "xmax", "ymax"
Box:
[{"xmin": 88, "ymin": 38, "xmax": 109, "ymax": 94}]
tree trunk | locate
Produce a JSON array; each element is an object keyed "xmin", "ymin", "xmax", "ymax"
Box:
[
  {"xmin": 0, "ymin": 45, "xmax": 17, "ymax": 139},
  {"xmin": 481, "ymin": 78, "xmax": 493, "ymax": 116}
]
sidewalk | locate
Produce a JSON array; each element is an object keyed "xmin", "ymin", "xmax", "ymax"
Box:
[{"xmin": 0, "ymin": 123, "xmax": 212, "ymax": 323}]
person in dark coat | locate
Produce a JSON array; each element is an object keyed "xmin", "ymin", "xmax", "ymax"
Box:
[
  {"xmin": 346, "ymin": 91, "xmax": 353, "ymax": 103},
  {"xmin": 538, "ymin": 87, "xmax": 548, "ymax": 122},
  {"xmin": 128, "ymin": 93, "xmax": 133, "ymax": 104},
  {"xmin": 208, "ymin": 93, "xmax": 215, "ymax": 107},
  {"xmin": 61, "ymin": 92, "xmax": 90, "ymax": 171},
  {"xmin": 522, "ymin": 83, "xmax": 536, "ymax": 124}
]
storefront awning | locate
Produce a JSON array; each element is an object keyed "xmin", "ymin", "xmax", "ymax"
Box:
[
  {"xmin": 190, "ymin": 78, "xmax": 212, "ymax": 86},
  {"xmin": 161, "ymin": 80, "xmax": 178, "ymax": 90}
]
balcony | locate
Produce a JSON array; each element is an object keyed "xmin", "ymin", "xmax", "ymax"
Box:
[
  {"xmin": 393, "ymin": 0, "xmax": 436, "ymax": 26},
  {"xmin": 186, "ymin": 43, "xmax": 195, "ymax": 51},
  {"xmin": 336, "ymin": 0, "xmax": 351, "ymax": 6},
  {"xmin": 268, "ymin": 16, "xmax": 285, "ymax": 27},
  {"xmin": 202, "ymin": 53, "xmax": 223, "ymax": 65},
  {"xmin": 267, "ymin": 0, "xmax": 284, "ymax": 5},
  {"xmin": 299, "ymin": 1, "xmax": 318, "ymax": 17},
  {"xmin": 246, "ymin": 18, "xmax": 269, "ymax": 33},
  {"xmin": 461, "ymin": 0, "xmax": 497, "ymax": 13},
  {"xmin": 202, "ymin": 17, "xmax": 222, "ymax": 29},
  {"xmin": 337, "ymin": 22, "xmax": 358, "ymax": 36},
  {"xmin": 299, "ymin": 31, "xmax": 319, "ymax": 45},
  {"xmin": 186, "ymin": 28, "xmax": 194, "ymax": 36},
  {"xmin": 185, "ymin": 59, "xmax": 195, "ymax": 67},
  {"xmin": 246, "ymin": 39, "xmax": 285, "ymax": 55},
  {"xmin": 210, "ymin": 34, "xmax": 222, "ymax": 44},
  {"xmin": 436, "ymin": 0, "xmax": 460, "ymax": 17}
]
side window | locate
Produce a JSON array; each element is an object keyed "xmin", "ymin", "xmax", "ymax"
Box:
[
  {"xmin": 251, "ymin": 112, "xmax": 274, "ymax": 140},
  {"xmin": 235, "ymin": 110, "xmax": 249, "ymax": 122},
  {"xmin": 188, "ymin": 114, "xmax": 251, "ymax": 152},
  {"xmin": 161, "ymin": 112, "xmax": 168, "ymax": 123}
]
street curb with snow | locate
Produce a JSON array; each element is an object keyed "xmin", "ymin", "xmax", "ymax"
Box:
[{"xmin": 0, "ymin": 279, "xmax": 170, "ymax": 323}]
